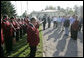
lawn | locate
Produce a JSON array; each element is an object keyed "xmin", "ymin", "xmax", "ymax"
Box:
[{"xmin": 4, "ymin": 25, "xmax": 43, "ymax": 57}]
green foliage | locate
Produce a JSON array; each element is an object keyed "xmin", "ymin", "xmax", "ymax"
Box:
[
  {"xmin": 45, "ymin": 6, "xmax": 56, "ymax": 10},
  {"xmin": 21, "ymin": 11, "xmax": 27, "ymax": 18},
  {"xmin": 57, "ymin": 6, "xmax": 61, "ymax": 10},
  {"xmin": 1, "ymin": 1, "xmax": 16, "ymax": 17}
]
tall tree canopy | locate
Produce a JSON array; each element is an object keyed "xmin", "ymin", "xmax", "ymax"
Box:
[
  {"xmin": 1, "ymin": 1, "xmax": 16, "ymax": 17},
  {"xmin": 45, "ymin": 6, "xmax": 56, "ymax": 10}
]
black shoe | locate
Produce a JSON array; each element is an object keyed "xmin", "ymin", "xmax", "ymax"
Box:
[
  {"xmin": 73, "ymin": 39, "xmax": 77, "ymax": 40},
  {"xmin": 66, "ymin": 34, "xmax": 68, "ymax": 36},
  {"xmin": 11, "ymin": 49, "xmax": 15, "ymax": 52},
  {"xmin": 6, "ymin": 51, "xmax": 11, "ymax": 55},
  {"xmin": 64, "ymin": 34, "xmax": 67, "ymax": 36},
  {"xmin": 43, "ymin": 29, "xmax": 45, "ymax": 30}
]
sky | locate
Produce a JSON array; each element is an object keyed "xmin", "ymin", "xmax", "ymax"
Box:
[{"xmin": 11, "ymin": 1, "xmax": 83, "ymax": 16}]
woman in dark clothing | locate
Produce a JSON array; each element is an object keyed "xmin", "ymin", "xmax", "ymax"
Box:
[{"xmin": 71, "ymin": 16, "xmax": 79, "ymax": 40}]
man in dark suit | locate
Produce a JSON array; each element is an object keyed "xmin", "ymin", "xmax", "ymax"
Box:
[
  {"xmin": 42, "ymin": 14, "xmax": 47, "ymax": 30},
  {"xmin": 48, "ymin": 16, "xmax": 51, "ymax": 28},
  {"xmin": 2, "ymin": 15, "xmax": 15, "ymax": 53}
]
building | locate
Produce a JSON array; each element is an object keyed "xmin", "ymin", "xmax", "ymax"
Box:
[{"xmin": 29, "ymin": 10, "xmax": 65, "ymax": 19}]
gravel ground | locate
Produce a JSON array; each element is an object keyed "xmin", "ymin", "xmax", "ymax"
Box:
[{"xmin": 42, "ymin": 22, "xmax": 83, "ymax": 57}]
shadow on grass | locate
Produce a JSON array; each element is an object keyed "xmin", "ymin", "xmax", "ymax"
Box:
[
  {"xmin": 5, "ymin": 35, "xmax": 28, "ymax": 57},
  {"xmin": 12, "ymin": 45, "xmax": 29, "ymax": 57},
  {"xmin": 12, "ymin": 42, "xmax": 27, "ymax": 53}
]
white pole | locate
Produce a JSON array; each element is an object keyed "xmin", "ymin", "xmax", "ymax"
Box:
[
  {"xmin": 21, "ymin": 3, "xmax": 22, "ymax": 15},
  {"xmin": 15, "ymin": 1, "xmax": 17, "ymax": 14},
  {"xmin": 27, "ymin": 1, "xmax": 28, "ymax": 14}
]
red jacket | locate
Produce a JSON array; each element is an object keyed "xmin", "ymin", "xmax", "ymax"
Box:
[
  {"xmin": 27, "ymin": 23, "xmax": 40, "ymax": 46},
  {"xmin": 1, "ymin": 28, "xmax": 4, "ymax": 44},
  {"xmin": 12, "ymin": 21, "xmax": 17, "ymax": 28},
  {"xmin": 72, "ymin": 20, "xmax": 79, "ymax": 31},
  {"xmin": 19, "ymin": 21, "xmax": 22, "ymax": 25},
  {"xmin": 2, "ymin": 20, "xmax": 14, "ymax": 37},
  {"xmin": 35, "ymin": 22, "xmax": 39, "ymax": 29},
  {"xmin": 15, "ymin": 20, "xmax": 20, "ymax": 30}
]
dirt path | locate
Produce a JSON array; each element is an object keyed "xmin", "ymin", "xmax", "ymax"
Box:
[{"xmin": 42, "ymin": 22, "xmax": 83, "ymax": 57}]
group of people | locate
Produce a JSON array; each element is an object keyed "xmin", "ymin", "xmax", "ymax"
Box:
[
  {"xmin": 1, "ymin": 14, "xmax": 40, "ymax": 57},
  {"xmin": 42, "ymin": 14, "xmax": 52, "ymax": 30},
  {"xmin": 53, "ymin": 15, "xmax": 83, "ymax": 40},
  {"xmin": 1, "ymin": 13, "xmax": 83, "ymax": 57},
  {"xmin": 42, "ymin": 14, "xmax": 83, "ymax": 40}
]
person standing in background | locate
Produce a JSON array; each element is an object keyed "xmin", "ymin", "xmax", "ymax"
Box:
[
  {"xmin": 64, "ymin": 16, "xmax": 70, "ymax": 36},
  {"xmin": 53, "ymin": 16, "xmax": 58, "ymax": 29},
  {"xmin": 71, "ymin": 15, "xmax": 79, "ymax": 40},
  {"xmin": 48, "ymin": 16, "xmax": 51, "ymax": 28},
  {"xmin": 78, "ymin": 16, "xmax": 83, "ymax": 31},
  {"xmin": 61, "ymin": 16, "xmax": 65, "ymax": 31},
  {"xmin": 42, "ymin": 14, "xmax": 47, "ymax": 30}
]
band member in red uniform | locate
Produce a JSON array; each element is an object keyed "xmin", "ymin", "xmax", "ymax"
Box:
[
  {"xmin": 21, "ymin": 19, "xmax": 24, "ymax": 35},
  {"xmin": 1, "ymin": 27, "xmax": 4, "ymax": 57},
  {"xmin": 24, "ymin": 16, "xmax": 30, "ymax": 34},
  {"xmin": 19, "ymin": 19, "xmax": 23, "ymax": 38},
  {"xmin": 22, "ymin": 18, "xmax": 25, "ymax": 36},
  {"xmin": 16, "ymin": 18, "xmax": 21, "ymax": 41},
  {"xmin": 2, "ymin": 15, "xmax": 15, "ymax": 53},
  {"xmin": 21, "ymin": 18, "xmax": 25, "ymax": 35},
  {"xmin": 10, "ymin": 17, "xmax": 17, "ymax": 44},
  {"xmin": 1, "ymin": 15, "xmax": 4, "ymax": 57},
  {"xmin": 27, "ymin": 17, "xmax": 40, "ymax": 57}
]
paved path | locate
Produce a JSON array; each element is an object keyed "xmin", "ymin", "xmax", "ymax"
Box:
[{"xmin": 42, "ymin": 22, "xmax": 83, "ymax": 57}]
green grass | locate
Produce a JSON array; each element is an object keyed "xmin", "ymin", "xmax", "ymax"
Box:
[
  {"xmin": 5, "ymin": 25, "xmax": 43, "ymax": 57},
  {"xmin": 36, "ymin": 25, "xmax": 43, "ymax": 57}
]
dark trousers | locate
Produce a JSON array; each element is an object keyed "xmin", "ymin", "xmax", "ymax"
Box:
[
  {"xmin": 29, "ymin": 46, "xmax": 37, "ymax": 57},
  {"xmin": 1, "ymin": 46, "xmax": 4, "ymax": 57},
  {"xmin": 53, "ymin": 21, "xmax": 57, "ymax": 28},
  {"xmin": 48, "ymin": 22, "xmax": 51, "ymax": 28},
  {"xmin": 53, "ymin": 21, "xmax": 55, "ymax": 26},
  {"xmin": 56, "ymin": 22, "xmax": 58, "ymax": 27},
  {"xmin": 43, "ymin": 23, "xmax": 46, "ymax": 30},
  {"xmin": 23, "ymin": 26, "xmax": 25, "ymax": 35},
  {"xmin": 16, "ymin": 29, "xmax": 20, "ymax": 41},
  {"xmin": 23, "ymin": 25, "xmax": 26, "ymax": 35},
  {"xmin": 71, "ymin": 26, "xmax": 78, "ymax": 40},
  {"xmin": 79, "ymin": 25, "xmax": 81, "ymax": 31},
  {"xmin": 20, "ymin": 28, "xmax": 23, "ymax": 38},
  {"xmin": 4, "ymin": 36, "xmax": 13, "ymax": 53}
]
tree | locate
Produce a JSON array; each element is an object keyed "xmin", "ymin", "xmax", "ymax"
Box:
[
  {"xmin": 73, "ymin": 5, "xmax": 78, "ymax": 15},
  {"xmin": 64, "ymin": 7, "xmax": 74, "ymax": 16},
  {"xmin": 60, "ymin": 8, "xmax": 66, "ymax": 12},
  {"xmin": 21, "ymin": 10, "xmax": 27, "ymax": 18},
  {"xmin": 80, "ymin": 6, "xmax": 83, "ymax": 17},
  {"xmin": 68, "ymin": 8, "xmax": 75, "ymax": 15},
  {"xmin": 1, "ymin": 1, "xmax": 16, "ymax": 17},
  {"xmin": 45, "ymin": 6, "xmax": 56, "ymax": 10},
  {"xmin": 57, "ymin": 6, "xmax": 61, "ymax": 11}
]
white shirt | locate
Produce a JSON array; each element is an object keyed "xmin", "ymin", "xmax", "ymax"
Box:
[
  {"xmin": 69, "ymin": 17, "xmax": 75, "ymax": 25},
  {"xmin": 53, "ymin": 17, "xmax": 57, "ymax": 21}
]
